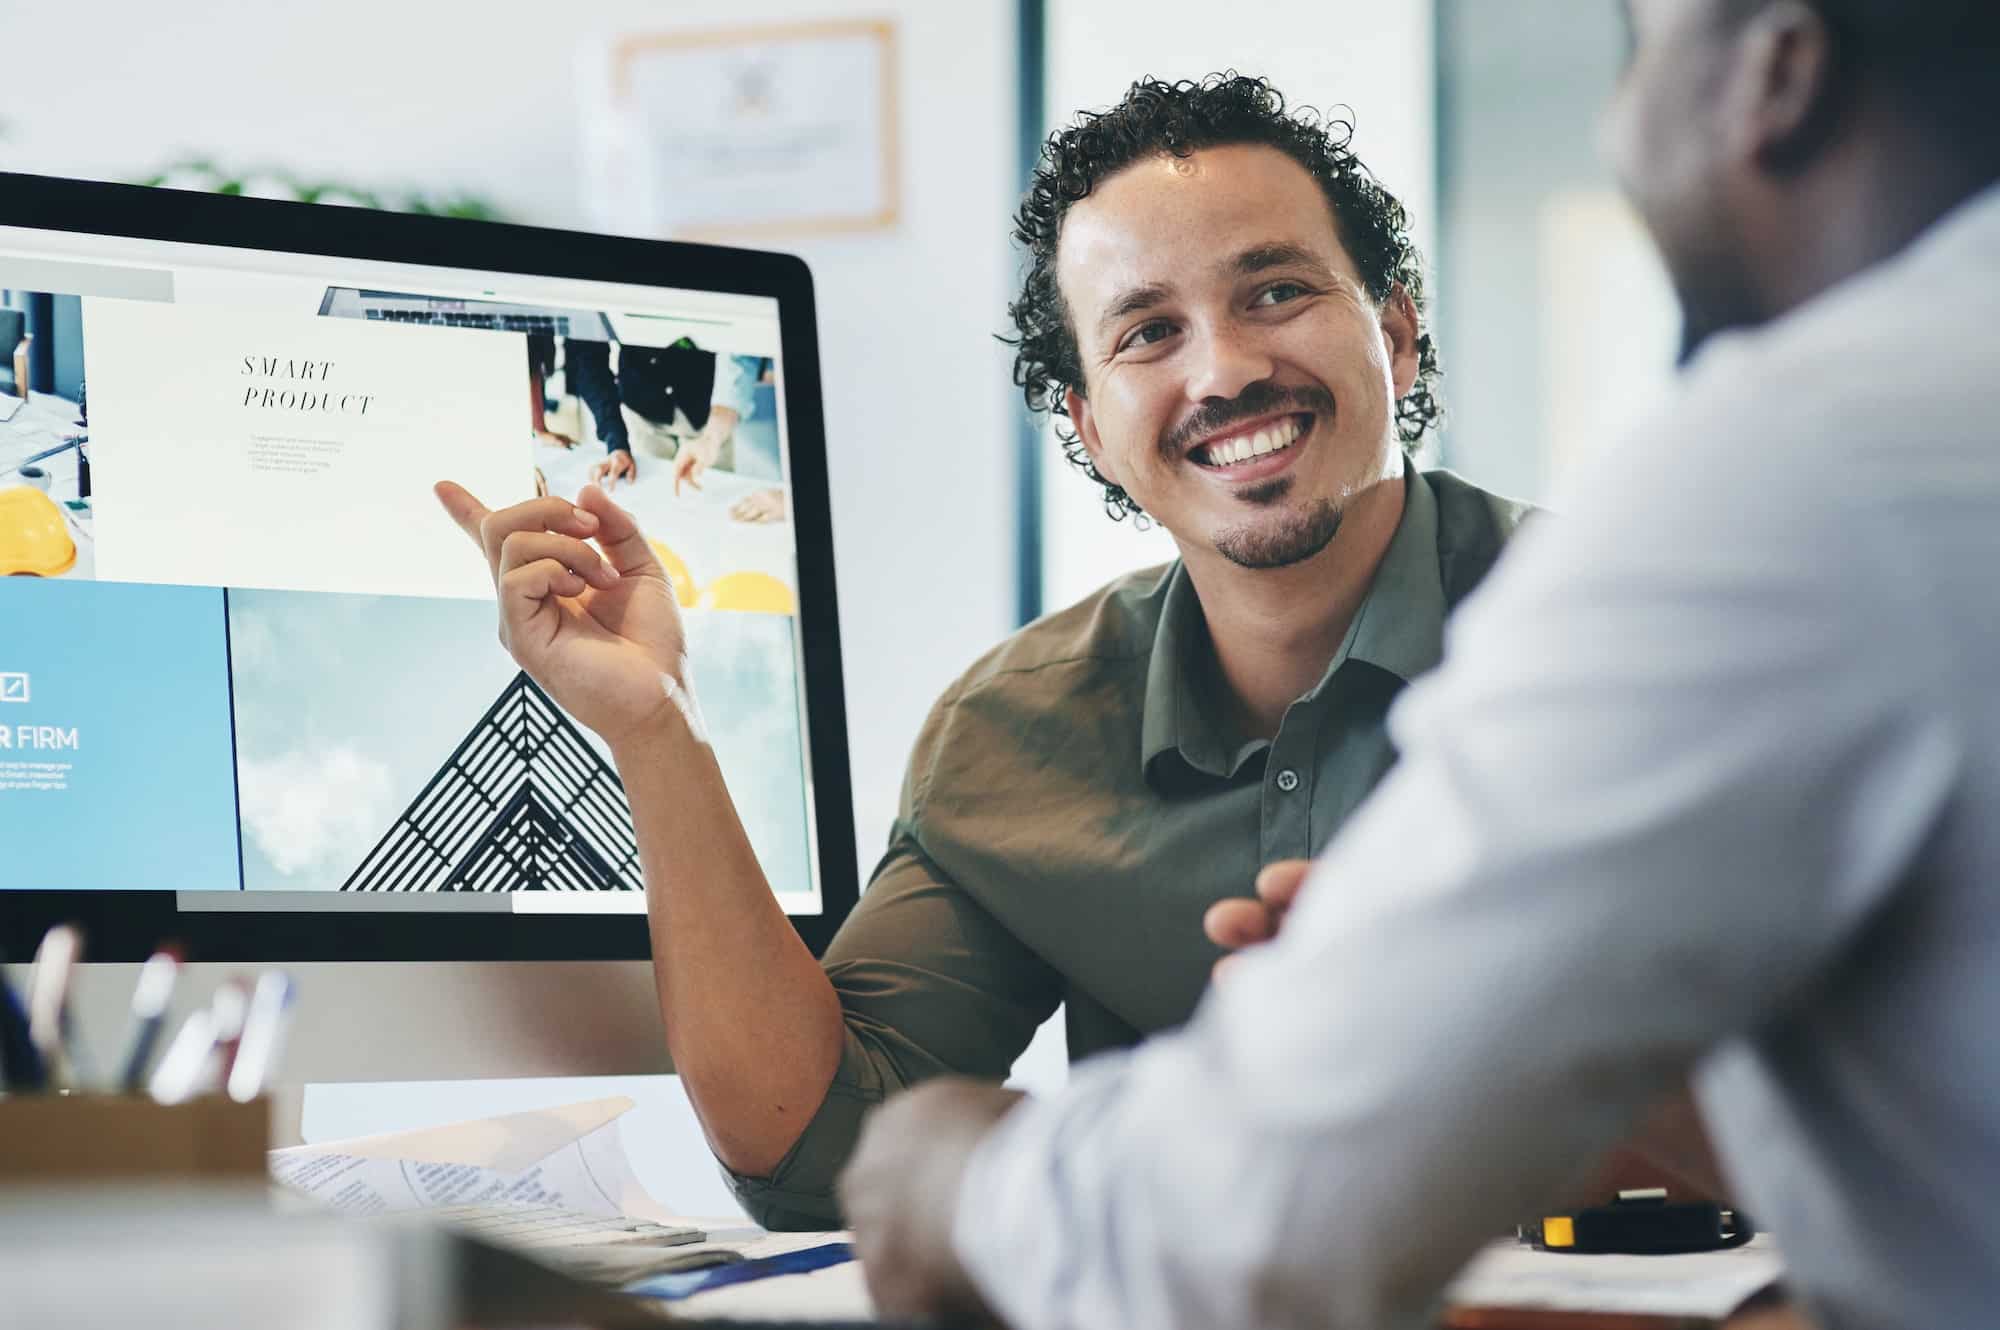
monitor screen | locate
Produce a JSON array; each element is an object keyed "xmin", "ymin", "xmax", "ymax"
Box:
[{"xmin": 0, "ymin": 178, "xmax": 855, "ymax": 964}]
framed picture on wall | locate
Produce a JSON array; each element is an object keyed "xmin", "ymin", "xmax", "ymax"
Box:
[{"xmin": 584, "ymin": 19, "xmax": 901, "ymax": 240}]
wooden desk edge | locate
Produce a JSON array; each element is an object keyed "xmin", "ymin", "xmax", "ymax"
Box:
[
  {"xmin": 1443, "ymin": 1310, "xmax": 1709, "ymax": 1330},
  {"xmin": 1443, "ymin": 1292, "xmax": 1804, "ymax": 1330}
]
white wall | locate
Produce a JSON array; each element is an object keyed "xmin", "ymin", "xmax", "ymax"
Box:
[
  {"xmin": 2, "ymin": 0, "xmax": 1016, "ymax": 1217},
  {"xmin": 1036, "ymin": 0, "xmax": 1437, "ymax": 612},
  {"xmin": 1434, "ymin": 0, "xmax": 1671, "ymax": 505}
]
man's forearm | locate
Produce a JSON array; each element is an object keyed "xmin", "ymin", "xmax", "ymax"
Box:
[
  {"xmin": 612, "ymin": 711, "xmax": 846, "ymax": 1176},
  {"xmin": 704, "ymin": 405, "xmax": 740, "ymax": 438}
]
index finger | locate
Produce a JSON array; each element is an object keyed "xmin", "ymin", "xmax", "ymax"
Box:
[
  {"xmin": 439, "ymin": 486, "xmax": 602, "ymax": 578},
  {"xmin": 434, "ymin": 480, "xmax": 492, "ymax": 544},
  {"xmin": 575, "ymin": 483, "xmax": 663, "ymax": 578}
]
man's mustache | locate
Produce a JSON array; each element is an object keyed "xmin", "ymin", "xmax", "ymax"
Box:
[{"xmin": 1161, "ymin": 382, "xmax": 1336, "ymax": 460}]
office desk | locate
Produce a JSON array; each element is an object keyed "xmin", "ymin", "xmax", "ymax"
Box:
[
  {"xmin": 533, "ymin": 437, "xmax": 796, "ymax": 608},
  {"xmin": 0, "ymin": 389, "xmax": 91, "ymax": 578},
  {"xmin": 1444, "ymin": 1305, "xmax": 1805, "ymax": 1330},
  {"xmin": 0, "ymin": 1185, "xmax": 1809, "ymax": 1329},
  {"xmin": 671, "ymin": 1280, "xmax": 1807, "ymax": 1328},
  {"xmin": 1718, "ymin": 1302, "xmax": 1808, "ymax": 1330},
  {"xmin": 1, "ymin": 390, "xmax": 84, "ymax": 481},
  {"xmin": 300, "ymin": 1080, "xmax": 1798, "ymax": 1328},
  {"xmin": 672, "ymin": 1252, "xmax": 1805, "ymax": 1328}
]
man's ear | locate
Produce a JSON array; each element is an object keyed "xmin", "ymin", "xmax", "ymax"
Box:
[
  {"xmin": 1064, "ymin": 385, "xmax": 1121, "ymax": 488},
  {"xmin": 1721, "ymin": 0, "xmax": 1839, "ymax": 170},
  {"xmin": 1379, "ymin": 283, "xmax": 1422, "ymax": 400}
]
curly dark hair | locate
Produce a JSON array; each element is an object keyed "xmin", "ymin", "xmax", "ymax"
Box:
[{"xmin": 1006, "ymin": 73, "xmax": 1443, "ymax": 521}]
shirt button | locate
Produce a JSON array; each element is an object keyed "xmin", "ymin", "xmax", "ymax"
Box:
[{"xmin": 1275, "ymin": 768, "xmax": 1301, "ymax": 793}]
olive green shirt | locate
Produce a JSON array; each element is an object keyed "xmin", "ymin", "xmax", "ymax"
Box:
[{"xmin": 729, "ymin": 466, "xmax": 1529, "ymax": 1228}]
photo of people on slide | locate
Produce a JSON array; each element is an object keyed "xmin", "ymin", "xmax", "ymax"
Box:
[
  {"xmin": 0, "ymin": 289, "xmax": 92, "ymax": 580},
  {"xmin": 318, "ymin": 289, "xmax": 798, "ymax": 618}
]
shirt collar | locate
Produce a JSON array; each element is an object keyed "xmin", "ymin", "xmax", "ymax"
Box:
[
  {"xmin": 1140, "ymin": 561, "xmax": 1228, "ymax": 779},
  {"xmin": 1139, "ymin": 462, "xmax": 1448, "ymax": 784},
  {"xmin": 1919, "ymin": 180, "xmax": 2000, "ymax": 263},
  {"xmin": 1334, "ymin": 460, "xmax": 1447, "ymax": 689}
]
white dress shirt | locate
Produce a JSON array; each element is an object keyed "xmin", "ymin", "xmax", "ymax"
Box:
[{"xmin": 954, "ymin": 183, "xmax": 2000, "ymax": 1330}]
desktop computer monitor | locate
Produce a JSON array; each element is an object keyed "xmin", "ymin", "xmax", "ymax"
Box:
[{"xmin": 0, "ymin": 172, "xmax": 858, "ymax": 1086}]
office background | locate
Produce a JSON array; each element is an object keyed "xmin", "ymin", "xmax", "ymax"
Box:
[{"xmin": 0, "ymin": 0, "xmax": 1668, "ymax": 1217}]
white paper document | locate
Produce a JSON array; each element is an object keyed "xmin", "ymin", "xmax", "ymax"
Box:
[
  {"xmin": 1446, "ymin": 1234, "xmax": 1783, "ymax": 1318},
  {"xmin": 268, "ymin": 1095, "xmax": 670, "ymax": 1221},
  {"xmin": 673, "ymin": 1260, "xmax": 873, "ymax": 1322}
]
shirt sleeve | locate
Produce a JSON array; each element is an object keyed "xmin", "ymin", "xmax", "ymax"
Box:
[
  {"xmin": 709, "ymin": 353, "xmax": 757, "ymax": 423},
  {"xmin": 725, "ymin": 693, "xmax": 1066, "ymax": 1230},
  {"xmin": 952, "ymin": 339, "xmax": 1965, "ymax": 1330},
  {"xmin": 561, "ymin": 338, "xmax": 628, "ymax": 454}
]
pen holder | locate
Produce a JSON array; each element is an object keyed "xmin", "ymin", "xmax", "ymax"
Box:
[{"xmin": 0, "ymin": 1094, "xmax": 269, "ymax": 1183}]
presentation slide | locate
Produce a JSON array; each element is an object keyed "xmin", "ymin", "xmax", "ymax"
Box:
[
  {"xmin": 0, "ymin": 248, "xmax": 817, "ymax": 910},
  {"xmin": 0, "ymin": 578, "xmax": 242, "ymax": 892},
  {"xmin": 82, "ymin": 300, "xmax": 534, "ymax": 600}
]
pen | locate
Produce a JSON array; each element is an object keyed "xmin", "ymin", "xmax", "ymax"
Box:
[
  {"xmin": 26, "ymin": 924, "xmax": 82, "ymax": 1092},
  {"xmin": 148, "ymin": 1009, "xmax": 220, "ymax": 1105},
  {"xmin": 0, "ymin": 952, "xmax": 44, "ymax": 1091},
  {"xmin": 226, "ymin": 971, "xmax": 296, "ymax": 1103},
  {"xmin": 627, "ymin": 1242, "xmax": 856, "ymax": 1301},
  {"xmin": 0, "ymin": 435, "xmax": 82, "ymax": 480},
  {"xmin": 208, "ymin": 978, "xmax": 251, "ymax": 1090},
  {"xmin": 117, "ymin": 947, "xmax": 182, "ymax": 1093}
]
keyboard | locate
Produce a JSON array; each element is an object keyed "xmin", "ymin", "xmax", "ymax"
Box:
[
  {"xmin": 316, "ymin": 286, "xmax": 616, "ymax": 341},
  {"xmin": 362, "ymin": 307, "xmax": 570, "ymax": 334},
  {"xmin": 428, "ymin": 1202, "xmax": 704, "ymax": 1250}
]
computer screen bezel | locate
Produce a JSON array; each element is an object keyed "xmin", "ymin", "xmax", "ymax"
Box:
[{"xmin": 0, "ymin": 170, "xmax": 860, "ymax": 963}]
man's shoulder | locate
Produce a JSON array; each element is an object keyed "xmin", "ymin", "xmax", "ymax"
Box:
[
  {"xmin": 940, "ymin": 563, "xmax": 1174, "ymax": 708},
  {"xmin": 1418, "ymin": 467, "xmax": 1537, "ymax": 609},
  {"xmin": 1422, "ymin": 466, "xmax": 1536, "ymax": 539},
  {"xmin": 902, "ymin": 563, "xmax": 1170, "ymax": 811}
]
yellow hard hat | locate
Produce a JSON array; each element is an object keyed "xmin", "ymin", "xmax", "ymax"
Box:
[
  {"xmin": 698, "ymin": 570, "xmax": 796, "ymax": 615},
  {"xmin": 0, "ymin": 485, "xmax": 77, "ymax": 577},
  {"xmin": 646, "ymin": 538, "xmax": 700, "ymax": 607}
]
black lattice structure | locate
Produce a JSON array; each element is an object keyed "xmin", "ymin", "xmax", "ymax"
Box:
[{"xmin": 342, "ymin": 672, "xmax": 642, "ymax": 892}]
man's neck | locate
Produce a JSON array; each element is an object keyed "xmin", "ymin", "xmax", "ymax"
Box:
[
  {"xmin": 1181, "ymin": 469, "xmax": 1407, "ymax": 742},
  {"xmin": 1750, "ymin": 118, "xmax": 1999, "ymax": 324}
]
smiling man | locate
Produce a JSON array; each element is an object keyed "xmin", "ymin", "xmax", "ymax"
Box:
[
  {"xmin": 438, "ymin": 73, "xmax": 1525, "ymax": 1232},
  {"xmin": 717, "ymin": 76, "xmax": 1528, "ymax": 1227}
]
